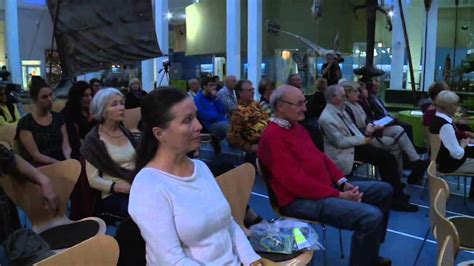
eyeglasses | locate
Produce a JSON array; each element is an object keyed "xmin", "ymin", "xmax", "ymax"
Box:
[{"xmin": 279, "ymin": 99, "xmax": 307, "ymax": 107}]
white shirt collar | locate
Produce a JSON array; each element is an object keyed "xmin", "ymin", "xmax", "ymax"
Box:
[
  {"xmin": 435, "ymin": 111, "xmax": 453, "ymax": 123},
  {"xmin": 269, "ymin": 117, "xmax": 292, "ymax": 129}
]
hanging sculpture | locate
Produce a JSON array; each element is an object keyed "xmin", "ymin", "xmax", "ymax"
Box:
[
  {"xmin": 353, "ymin": 0, "xmax": 393, "ymax": 80},
  {"xmin": 311, "ymin": 0, "xmax": 323, "ymax": 21}
]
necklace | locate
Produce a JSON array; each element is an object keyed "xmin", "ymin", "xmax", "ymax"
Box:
[{"xmin": 100, "ymin": 126, "xmax": 123, "ymax": 138}]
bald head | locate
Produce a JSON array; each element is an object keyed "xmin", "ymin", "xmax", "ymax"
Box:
[
  {"xmin": 270, "ymin": 85, "xmax": 307, "ymax": 122},
  {"xmin": 224, "ymin": 75, "xmax": 237, "ymax": 90}
]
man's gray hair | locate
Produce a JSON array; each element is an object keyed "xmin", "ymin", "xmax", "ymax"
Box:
[
  {"xmin": 324, "ymin": 84, "xmax": 343, "ymax": 101},
  {"xmin": 269, "ymin": 85, "xmax": 295, "ymax": 111},
  {"xmin": 90, "ymin": 87, "xmax": 123, "ymax": 123},
  {"xmin": 435, "ymin": 90, "xmax": 459, "ymax": 111}
]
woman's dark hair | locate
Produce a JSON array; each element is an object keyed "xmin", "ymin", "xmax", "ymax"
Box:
[
  {"xmin": 134, "ymin": 87, "xmax": 188, "ymax": 175},
  {"xmin": 0, "ymin": 86, "xmax": 16, "ymax": 122},
  {"xmin": 258, "ymin": 78, "xmax": 275, "ymax": 96},
  {"xmin": 89, "ymin": 78, "xmax": 101, "ymax": 86},
  {"xmin": 65, "ymin": 81, "xmax": 91, "ymax": 117},
  {"xmin": 29, "ymin": 76, "xmax": 49, "ymax": 100},
  {"xmin": 428, "ymin": 81, "xmax": 448, "ymax": 100}
]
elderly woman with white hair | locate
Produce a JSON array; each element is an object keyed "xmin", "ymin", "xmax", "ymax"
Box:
[
  {"xmin": 125, "ymin": 78, "xmax": 147, "ymax": 109},
  {"xmin": 429, "ymin": 90, "xmax": 474, "ymax": 198},
  {"xmin": 81, "ymin": 88, "xmax": 137, "ymax": 217}
]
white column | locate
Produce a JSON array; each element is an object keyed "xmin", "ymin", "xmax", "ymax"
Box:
[
  {"xmin": 390, "ymin": 1, "xmax": 405, "ymax": 90},
  {"xmin": 421, "ymin": 0, "xmax": 438, "ymax": 91},
  {"xmin": 226, "ymin": 0, "xmax": 241, "ymax": 79},
  {"xmin": 141, "ymin": 59, "xmax": 154, "ymax": 92},
  {"xmin": 5, "ymin": 0, "xmax": 22, "ymax": 85},
  {"xmin": 248, "ymin": 0, "xmax": 262, "ymax": 100},
  {"xmin": 154, "ymin": 0, "xmax": 169, "ymax": 87}
]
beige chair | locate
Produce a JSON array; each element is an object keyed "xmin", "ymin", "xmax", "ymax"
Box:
[
  {"xmin": 433, "ymin": 190, "xmax": 460, "ymax": 264},
  {"xmin": 123, "ymin": 107, "xmax": 141, "ymax": 133},
  {"xmin": 23, "ymin": 103, "xmax": 34, "ymax": 114},
  {"xmin": 437, "ymin": 235, "xmax": 455, "ymax": 266},
  {"xmin": 429, "ymin": 133, "xmax": 471, "ymax": 204},
  {"xmin": 0, "ymin": 159, "xmax": 106, "ymax": 250},
  {"xmin": 256, "ymin": 159, "xmax": 344, "ymax": 265},
  {"xmin": 415, "ymin": 162, "xmax": 474, "ymax": 265},
  {"xmin": 34, "ymin": 235, "xmax": 119, "ymax": 266},
  {"xmin": 0, "ymin": 124, "xmax": 17, "ymax": 148},
  {"xmin": 52, "ymin": 100, "xmax": 66, "ymax": 113},
  {"xmin": 216, "ymin": 163, "xmax": 314, "ymax": 266}
]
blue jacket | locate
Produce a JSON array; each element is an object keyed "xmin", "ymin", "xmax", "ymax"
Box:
[{"xmin": 194, "ymin": 91, "xmax": 228, "ymax": 129}]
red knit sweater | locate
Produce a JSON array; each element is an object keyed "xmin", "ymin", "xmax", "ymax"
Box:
[{"xmin": 257, "ymin": 122, "xmax": 344, "ymax": 207}]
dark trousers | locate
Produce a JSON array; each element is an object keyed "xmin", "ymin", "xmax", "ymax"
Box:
[
  {"xmin": 281, "ymin": 180, "xmax": 393, "ymax": 266},
  {"xmin": 354, "ymin": 144, "xmax": 404, "ymax": 196},
  {"xmin": 100, "ymin": 193, "xmax": 130, "ymax": 218}
]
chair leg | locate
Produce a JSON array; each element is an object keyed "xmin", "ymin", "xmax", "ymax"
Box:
[
  {"xmin": 338, "ymin": 229, "xmax": 344, "ymax": 259},
  {"xmin": 463, "ymin": 176, "xmax": 467, "ymax": 205},
  {"xmin": 412, "ymin": 227, "xmax": 430, "ymax": 266},
  {"xmin": 322, "ymin": 224, "xmax": 327, "ymax": 266},
  {"xmin": 420, "ymin": 177, "xmax": 429, "ymax": 199},
  {"xmin": 457, "ymin": 176, "xmax": 460, "ymax": 191}
]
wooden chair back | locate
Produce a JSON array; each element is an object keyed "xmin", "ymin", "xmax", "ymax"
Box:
[
  {"xmin": 437, "ymin": 235, "xmax": 455, "ymax": 266},
  {"xmin": 123, "ymin": 107, "xmax": 141, "ymax": 132},
  {"xmin": 256, "ymin": 158, "xmax": 282, "ymax": 216},
  {"xmin": 428, "ymin": 161, "xmax": 450, "ymax": 228},
  {"xmin": 0, "ymin": 159, "xmax": 81, "ymax": 232},
  {"xmin": 433, "ymin": 190, "xmax": 460, "ymax": 258},
  {"xmin": 52, "ymin": 100, "xmax": 66, "ymax": 113},
  {"xmin": 23, "ymin": 103, "xmax": 34, "ymax": 114},
  {"xmin": 0, "ymin": 124, "xmax": 17, "ymax": 148},
  {"xmin": 216, "ymin": 163, "xmax": 255, "ymax": 230},
  {"xmin": 34, "ymin": 235, "xmax": 119, "ymax": 266},
  {"xmin": 429, "ymin": 133, "xmax": 441, "ymax": 162}
]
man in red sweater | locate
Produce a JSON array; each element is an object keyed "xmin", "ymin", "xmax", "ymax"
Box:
[{"xmin": 258, "ymin": 85, "xmax": 393, "ymax": 266}]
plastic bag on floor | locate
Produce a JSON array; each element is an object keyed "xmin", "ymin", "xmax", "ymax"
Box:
[{"xmin": 249, "ymin": 218, "xmax": 324, "ymax": 254}]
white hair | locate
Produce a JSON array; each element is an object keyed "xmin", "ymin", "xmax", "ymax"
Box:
[
  {"xmin": 435, "ymin": 90, "xmax": 459, "ymax": 111},
  {"xmin": 269, "ymin": 85, "xmax": 296, "ymax": 112},
  {"xmin": 90, "ymin": 87, "xmax": 123, "ymax": 123}
]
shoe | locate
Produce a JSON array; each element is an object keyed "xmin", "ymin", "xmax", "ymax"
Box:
[
  {"xmin": 377, "ymin": 256, "xmax": 392, "ymax": 266},
  {"xmin": 400, "ymin": 192, "xmax": 411, "ymax": 200},
  {"xmin": 244, "ymin": 216, "xmax": 263, "ymax": 228},
  {"xmin": 407, "ymin": 160, "xmax": 429, "ymax": 184},
  {"xmin": 391, "ymin": 199, "xmax": 419, "ymax": 212}
]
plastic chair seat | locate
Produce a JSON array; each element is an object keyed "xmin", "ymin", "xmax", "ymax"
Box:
[
  {"xmin": 449, "ymin": 216, "xmax": 474, "ymax": 250},
  {"xmin": 40, "ymin": 219, "xmax": 101, "ymax": 249}
]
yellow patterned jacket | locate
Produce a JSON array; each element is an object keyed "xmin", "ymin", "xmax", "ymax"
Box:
[{"xmin": 227, "ymin": 101, "xmax": 269, "ymax": 152}]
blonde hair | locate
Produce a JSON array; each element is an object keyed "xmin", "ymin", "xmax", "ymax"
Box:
[
  {"xmin": 340, "ymin": 81, "xmax": 360, "ymax": 94},
  {"xmin": 435, "ymin": 90, "xmax": 459, "ymax": 112}
]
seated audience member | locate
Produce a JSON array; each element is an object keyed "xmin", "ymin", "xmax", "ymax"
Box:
[
  {"xmin": 81, "ymin": 88, "xmax": 137, "ymax": 217},
  {"xmin": 366, "ymin": 79, "xmax": 414, "ymax": 141},
  {"xmin": 321, "ymin": 53, "xmax": 342, "ymax": 85},
  {"xmin": 125, "ymin": 78, "xmax": 147, "ymax": 109},
  {"xmin": 423, "ymin": 81, "xmax": 449, "ymax": 127},
  {"xmin": 186, "ymin": 78, "xmax": 200, "ymax": 98},
  {"xmin": 129, "ymin": 88, "xmax": 261, "ymax": 265},
  {"xmin": 89, "ymin": 78, "xmax": 103, "ymax": 95},
  {"xmin": 217, "ymin": 75, "xmax": 238, "ymax": 114},
  {"xmin": 287, "ymin": 73, "xmax": 302, "ymax": 88},
  {"xmin": 423, "ymin": 82, "xmax": 473, "ymax": 139},
  {"xmin": 62, "ymin": 81, "xmax": 96, "ymax": 160},
  {"xmin": 319, "ymin": 84, "xmax": 417, "ymax": 212},
  {"xmin": 257, "ymin": 78, "xmax": 275, "ymax": 116},
  {"xmin": 343, "ymin": 81, "xmax": 427, "ymax": 184},
  {"xmin": 306, "ymin": 78, "xmax": 328, "ymax": 119},
  {"xmin": 0, "ymin": 86, "xmax": 20, "ymax": 127},
  {"xmin": 194, "ymin": 77, "xmax": 229, "ymax": 139},
  {"xmin": 429, "ymin": 90, "xmax": 474, "ymax": 198},
  {"xmin": 17, "ymin": 76, "xmax": 71, "ymax": 165},
  {"xmin": 258, "ymin": 85, "xmax": 393, "ymax": 266},
  {"xmin": 227, "ymin": 80, "xmax": 269, "ymax": 162},
  {"xmin": 0, "ymin": 144, "xmax": 60, "ymax": 241}
]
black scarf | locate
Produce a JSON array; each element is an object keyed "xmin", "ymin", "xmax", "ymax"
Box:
[{"xmin": 80, "ymin": 125, "xmax": 137, "ymax": 182}]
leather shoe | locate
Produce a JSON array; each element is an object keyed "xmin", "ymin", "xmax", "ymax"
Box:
[
  {"xmin": 391, "ymin": 199, "xmax": 419, "ymax": 212},
  {"xmin": 377, "ymin": 256, "xmax": 392, "ymax": 266},
  {"xmin": 407, "ymin": 160, "xmax": 429, "ymax": 184}
]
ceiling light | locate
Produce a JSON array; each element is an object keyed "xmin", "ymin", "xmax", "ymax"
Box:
[
  {"xmin": 388, "ymin": 10, "xmax": 394, "ymax": 17},
  {"xmin": 166, "ymin": 12, "xmax": 173, "ymax": 20}
]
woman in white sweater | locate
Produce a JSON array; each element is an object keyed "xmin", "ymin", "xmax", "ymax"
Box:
[{"xmin": 129, "ymin": 88, "xmax": 261, "ymax": 265}]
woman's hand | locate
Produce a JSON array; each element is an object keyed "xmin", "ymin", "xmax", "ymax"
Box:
[
  {"xmin": 114, "ymin": 182, "xmax": 131, "ymax": 194},
  {"xmin": 250, "ymin": 259, "xmax": 264, "ymax": 266}
]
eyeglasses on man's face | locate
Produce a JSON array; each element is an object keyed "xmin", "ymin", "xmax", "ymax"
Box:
[{"xmin": 279, "ymin": 99, "xmax": 307, "ymax": 107}]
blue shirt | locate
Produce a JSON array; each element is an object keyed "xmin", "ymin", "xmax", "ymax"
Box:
[{"xmin": 194, "ymin": 91, "xmax": 228, "ymax": 129}]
